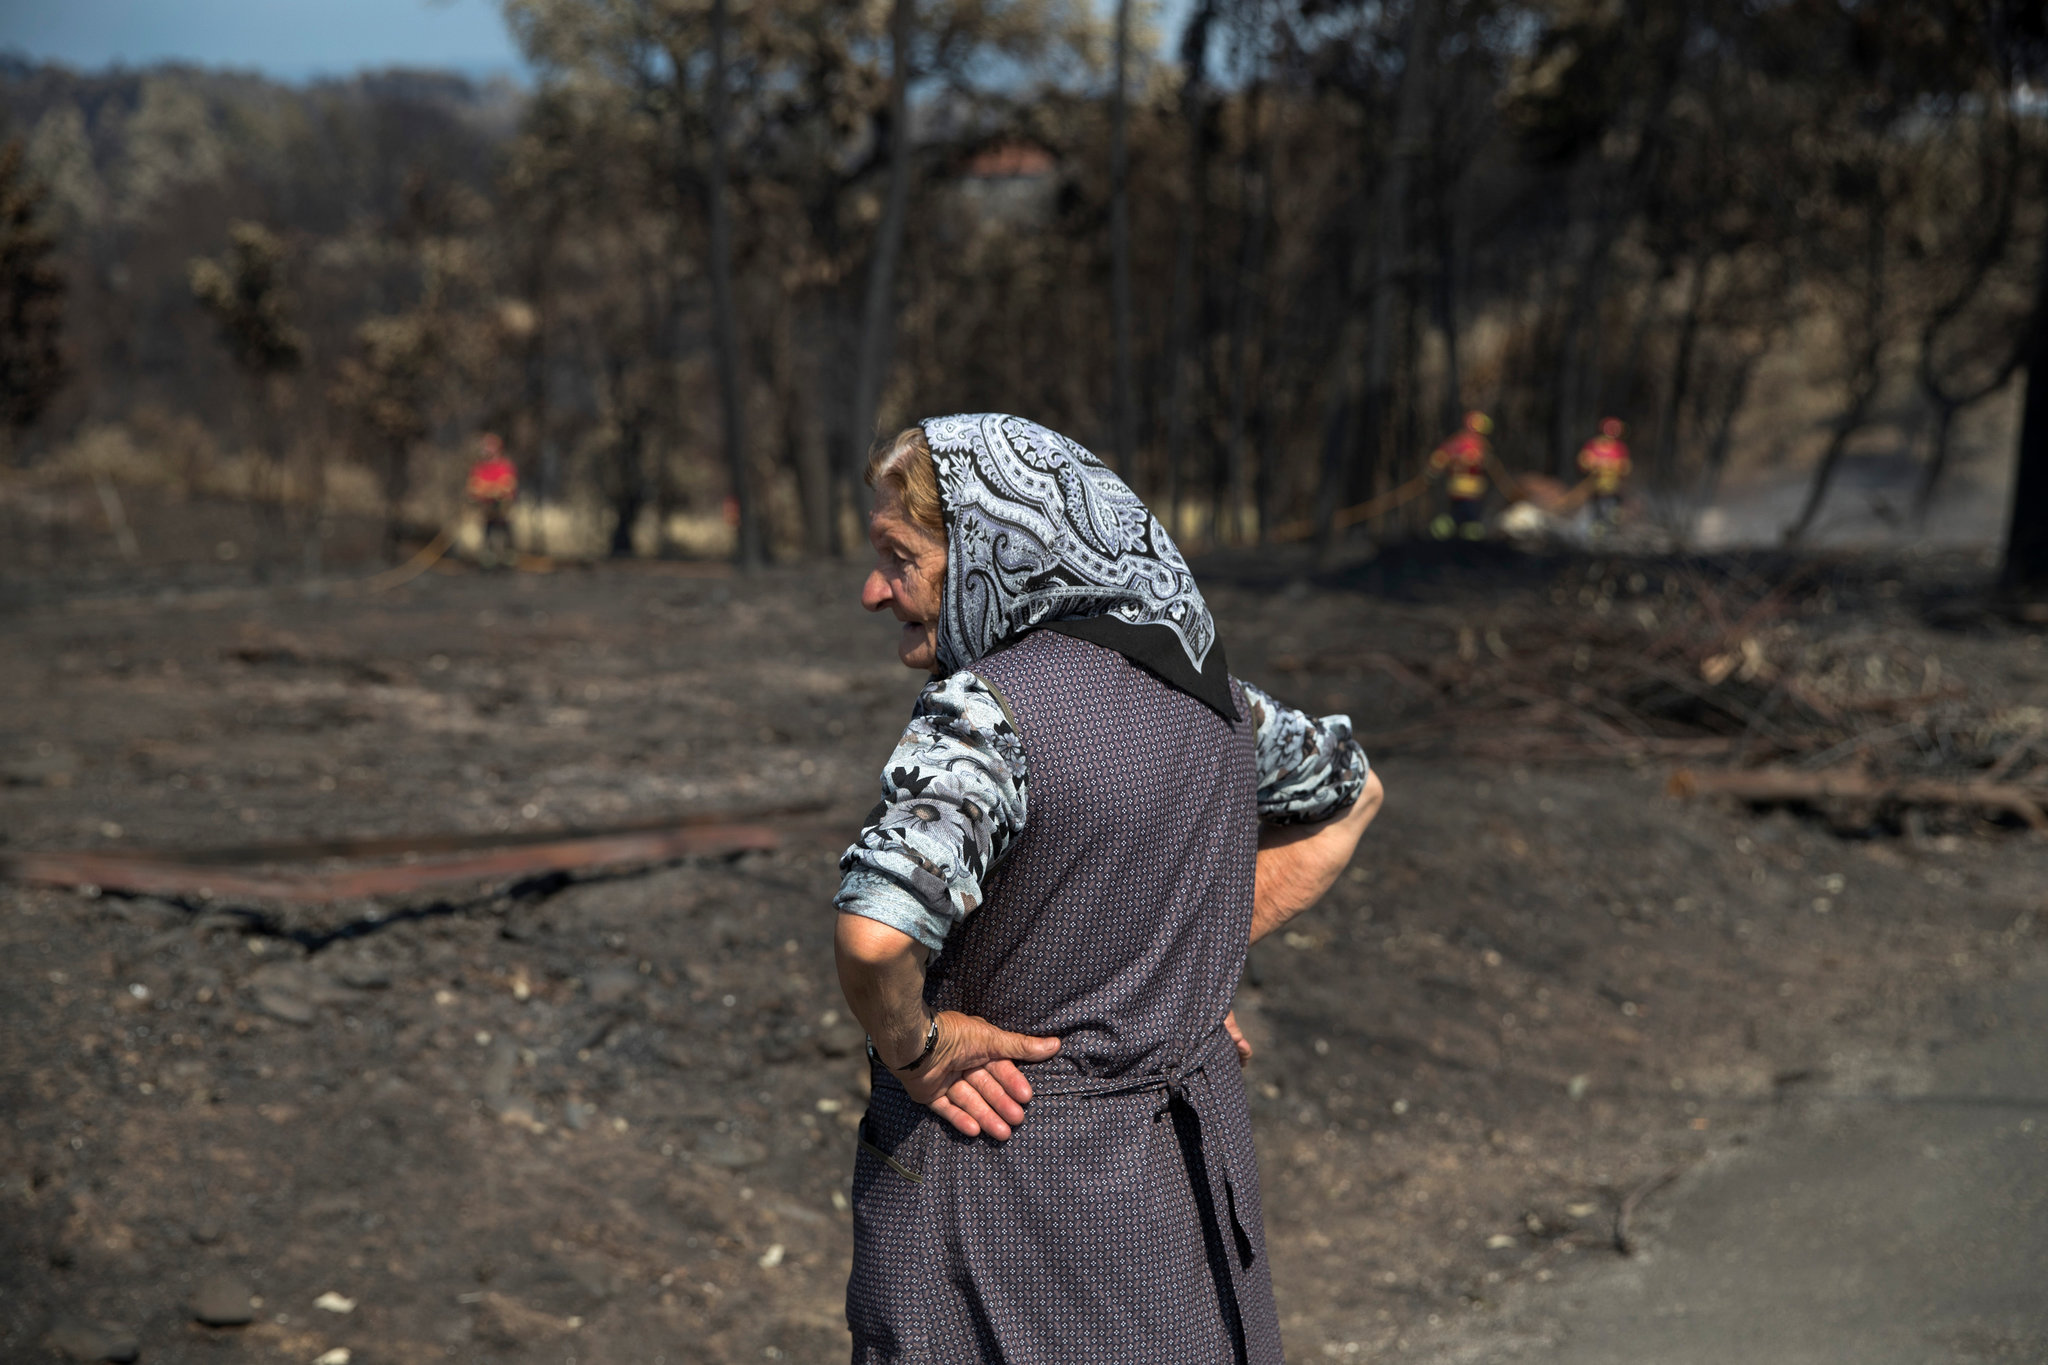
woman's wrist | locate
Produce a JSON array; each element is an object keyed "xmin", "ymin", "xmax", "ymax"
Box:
[
  {"xmin": 865, "ymin": 1011, "xmax": 942, "ymax": 1072},
  {"xmin": 889, "ymin": 1014, "xmax": 940, "ymax": 1072}
]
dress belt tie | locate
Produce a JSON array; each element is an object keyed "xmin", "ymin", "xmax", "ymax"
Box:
[
  {"xmin": 863, "ymin": 1024, "xmax": 1256, "ymax": 1359},
  {"xmin": 1021, "ymin": 1024, "xmax": 1237, "ymax": 1099},
  {"xmin": 1015, "ymin": 1028, "xmax": 1256, "ymax": 1272},
  {"xmin": 867, "ymin": 1026, "xmax": 1254, "ymax": 1273}
]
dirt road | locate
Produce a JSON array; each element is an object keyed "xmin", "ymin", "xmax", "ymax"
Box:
[{"xmin": 1420, "ymin": 964, "xmax": 2048, "ymax": 1364}]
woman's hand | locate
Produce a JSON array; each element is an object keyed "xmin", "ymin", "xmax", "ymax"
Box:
[
  {"xmin": 837, "ymin": 915, "xmax": 1060, "ymax": 1141},
  {"xmin": 900, "ymin": 1011, "xmax": 1061, "ymax": 1140},
  {"xmin": 1224, "ymin": 1009, "xmax": 1253, "ymax": 1065}
]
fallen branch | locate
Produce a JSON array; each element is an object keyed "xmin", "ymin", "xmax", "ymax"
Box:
[
  {"xmin": 1613, "ymin": 1167, "xmax": 1681, "ymax": 1256},
  {"xmin": 1266, "ymin": 473, "xmax": 1434, "ymax": 542},
  {"xmin": 100, "ymin": 801, "xmax": 827, "ymax": 868},
  {"xmin": 92, "ymin": 472, "xmax": 141, "ymax": 561},
  {"xmin": 361, "ymin": 527, "xmax": 454, "ymax": 593},
  {"xmin": 2, "ymin": 821, "xmax": 785, "ymax": 903},
  {"xmin": 1272, "ymin": 649, "xmax": 1439, "ymax": 700},
  {"xmin": 1984, "ymin": 737, "xmax": 2041, "ymax": 784},
  {"xmin": 1669, "ymin": 768, "xmax": 2048, "ymax": 832}
]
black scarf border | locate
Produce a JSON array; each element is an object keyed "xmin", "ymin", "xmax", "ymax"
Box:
[{"xmin": 1031, "ymin": 617, "xmax": 1240, "ymax": 723}]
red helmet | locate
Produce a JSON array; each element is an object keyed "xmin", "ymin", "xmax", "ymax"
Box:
[{"xmin": 1599, "ymin": 417, "xmax": 1625, "ymax": 439}]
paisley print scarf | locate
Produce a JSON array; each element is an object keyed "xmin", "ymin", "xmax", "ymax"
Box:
[{"xmin": 920, "ymin": 412, "xmax": 1236, "ymax": 719}]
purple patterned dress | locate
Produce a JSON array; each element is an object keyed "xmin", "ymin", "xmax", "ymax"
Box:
[
  {"xmin": 838, "ymin": 414, "xmax": 1365, "ymax": 1362},
  {"xmin": 847, "ymin": 632, "xmax": 1279, "ymax": 1363}
]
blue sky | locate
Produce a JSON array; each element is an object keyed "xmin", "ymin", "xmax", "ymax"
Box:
[
  {"xmin": 0, "ymin": 0, "xmax": 1196, "ymax": 83},
  {"xmin": 0, "ymin": 0, "xmax": 528, "ymax": 81}
]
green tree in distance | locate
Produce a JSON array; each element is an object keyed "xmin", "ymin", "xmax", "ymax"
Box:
[
  {"xmin": 189, "ymin": 221, "xmax": 306, "ymax": 523},
  {"xmin": 0, "ymin": 138, "xmax": 68, "ymax": 463}
]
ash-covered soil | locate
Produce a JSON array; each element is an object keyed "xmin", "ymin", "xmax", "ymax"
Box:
[{"xmin": 3, "ymin": 544, "xmax": 2044, "ymax": 1364}]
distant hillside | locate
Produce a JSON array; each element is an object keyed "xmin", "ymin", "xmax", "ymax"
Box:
[
  {"xmin": 1, "ymin": 57, "xmax": 520, "ymax": 238},
  {"xmin": 0, "ymin": 58, "xmax": 521, "ymax": 440}
]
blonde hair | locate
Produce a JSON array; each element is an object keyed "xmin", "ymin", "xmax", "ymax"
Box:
[{"xmin": 864, "ymin": 426, "xmax": 944, "ymax": 536}]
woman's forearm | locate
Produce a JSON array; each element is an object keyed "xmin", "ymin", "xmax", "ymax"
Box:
[
  {"xmin": 1249, "ymin": 770, "xmax": 1383, "ymax": 943},
  {"xmin": 835, "ymin": 906, "xmax": 1059, "ymax": 1139},
  {"xmin": 835, "ymin": 913, "xmax": 935, "ymax": 1069}
]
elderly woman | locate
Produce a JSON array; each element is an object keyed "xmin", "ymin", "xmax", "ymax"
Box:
[{"xmin": 835, "ymin": 414, "xmax": 1383, "ymax": 1363}]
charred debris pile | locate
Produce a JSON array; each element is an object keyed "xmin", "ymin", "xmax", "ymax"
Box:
[{"xmin": 1268, "ymin": 552, "xmax": 2046, "ymax": 837}]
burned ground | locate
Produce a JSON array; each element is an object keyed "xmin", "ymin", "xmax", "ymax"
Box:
[{"xmin": 3, "ymin": 542, "xmax": 2044, "ymax": 1363}]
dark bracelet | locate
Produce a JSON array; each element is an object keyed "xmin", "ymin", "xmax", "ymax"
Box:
[{"xmin": 870, "ymin": 1014, "xmax": 940, "ymax": 1073}]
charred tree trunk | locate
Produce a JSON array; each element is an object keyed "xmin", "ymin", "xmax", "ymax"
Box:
[
  {"xmin": 1320, "ymin": 0, "xmax": 1430, "ymax": 547},
  {"xmin": 1688, "ymin": 343, "xmax": 1763, "ymax": 535},
  {"xmin": 706, "ymin": 0, "xmax": 761, "ymax": 570},
  {"xmin": 1544, "ymin": 5, "xmax": 1688, "ymax": 478},
  {"xmin": 2001, "ymin": 207, "xmax": 2048, "ymax": 598},
  {"xmin": 1783, "ymin": 368, "xmax": 1879, "ymax": 545},
  {"xmin": 1223, "ymin": 77, "xmax": 1268, "ymax": 546},
  {"xmin": 1651, "ymin": 249, "xmax": 1713, "ymax": 496},
  {"xmin": 1912, "ymin": 335, "xmax": 2035, "ymax": 532},
  {"xmin": 380, "ymin": 441, "xmax": 411, "ymax": 564},
  {"xmin": 849, "ymin": 0, "xmax": 916, "ymax": 517},
  {"xmin": 301, "ymin": 396, "xmax": 332, "ymax": 577},
  {"xmin": 780, "ymin": 311, "xmax": 832, "ymax": 557},
  {"xmin": 1434, "ymin": 165, "xmax": 1466, "ymax": 438},
  {"xmin": 1786, "ymin": 203, "xmax": 1886, "ymax": 545},
  {"xmin": 245, "ymin": 372, "xmax": 290, "ymax": 568},
  {"xmin": 1108, "ymin": 0, "xmax": 1136, "ymax": 474},
  {"xmin": 1913, "ymin": 108, "xmax": 2023, "ymax": 527},
  {"xmin": 1547, "ymin": 167, "xmax": 1611, "ymax": 479},
  {"xmin": 1353, "ymin": 0, "xmax": 1431, "ymax": 517},
  {"xmin": 603, "ymin": 342, "xmax": 647, "ymax": 558},
  {"xmin": 608, "ymin": 425, "xmax": 647, "ymax": 559},
  {"xmin": 1913, "ymin": 399, "xmax": 1962, "ymax": 524},
  {"xmin": 520, "ymin": 212, "xmax": 559, "ymax": 554},
  {"xmin": 1161, "ymin": 0, "xmax": 1215, "ymax": 536}
]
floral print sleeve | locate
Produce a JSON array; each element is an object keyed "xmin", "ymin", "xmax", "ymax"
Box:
[
  {"xmin": 835, "ymin": 672, "xmax": 1028, "ymax": 952},
  {"xmin": 1239, "ymin": 678, "xmax": 1369, "ymax": 825}
]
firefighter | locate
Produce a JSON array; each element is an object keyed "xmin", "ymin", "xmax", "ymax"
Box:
[
  {"xmin": 1577, "ymin": 417, "xmax": 1631, "ymax": 534},
  {"xmin": 466, "ymin": 433, "xmax": 518, "ymax": 567},
  {"xmin": 1429, "ymin": 410, "xmax": 1494, "ymax": 540}
]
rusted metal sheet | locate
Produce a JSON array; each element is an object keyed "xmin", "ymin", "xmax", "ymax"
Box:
[{"xmin": 3, "ymin": 822, "xmax": 783, "ymax": 903}]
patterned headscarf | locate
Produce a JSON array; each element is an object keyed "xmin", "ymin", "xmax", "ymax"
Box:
[{"xmin": 920, "ymin": 412, "xmax": 1235, "ymax": 718}]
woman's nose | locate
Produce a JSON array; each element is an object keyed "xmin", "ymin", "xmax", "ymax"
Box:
[{"xmin": 861, "ymin": 568, "xmax": 891, "ymax": 612}]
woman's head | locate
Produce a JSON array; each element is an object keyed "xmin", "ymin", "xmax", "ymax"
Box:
[
  {"xmin": 860, "ymin": 414, "xmax": 1218, "ymax": 695},
  {"xmin": 862, "ymin": 427, "xmax": 948, "ymax": 673},
  {"xmin": 866, "ymin": 427, "xmax": 943, "ymax": 537}
]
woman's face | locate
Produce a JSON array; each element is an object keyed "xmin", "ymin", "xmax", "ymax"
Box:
[{"xmin": 862, "ymin": 484, "xmax": 947, "ymax": 672}]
